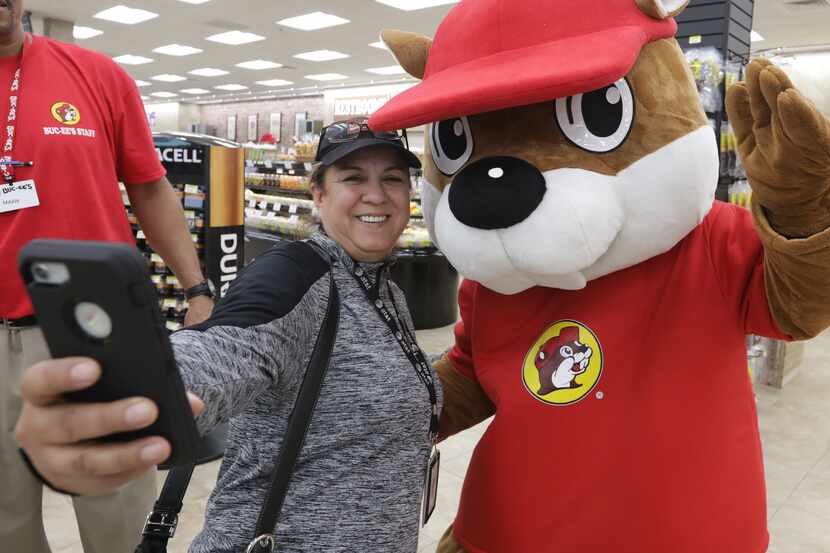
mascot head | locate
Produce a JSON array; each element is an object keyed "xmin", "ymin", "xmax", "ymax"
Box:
[{"xmin": 370, "ymin": 0, "xmax": 719, "ymax": 294}]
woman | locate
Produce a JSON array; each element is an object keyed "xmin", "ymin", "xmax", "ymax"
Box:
[{"xmin": 14, "ymin": 119, "xmax": 441, "ymax": 553}]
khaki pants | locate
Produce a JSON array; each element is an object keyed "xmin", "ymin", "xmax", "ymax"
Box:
[{"xmin": 1, "ymin": 323, "xmax": 158, "ymax": 553}]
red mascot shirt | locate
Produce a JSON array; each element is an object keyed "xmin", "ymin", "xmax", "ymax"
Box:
[
  {"xmin": 0, "ymin": 34, "xmax": 164, "ymax": 318},
  {"xmin": 449, "ymin": 201, "xmax": 786, "ymax": 553}
]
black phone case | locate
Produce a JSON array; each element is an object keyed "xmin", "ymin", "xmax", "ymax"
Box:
[{"xmin": 18, "ymin": 239, "xmax": 199, "ymax": 467}]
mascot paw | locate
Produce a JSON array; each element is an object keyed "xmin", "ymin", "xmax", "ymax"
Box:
[{"xmin": 726, "ymin": 59, "xmax": 830, "ymax": 237}]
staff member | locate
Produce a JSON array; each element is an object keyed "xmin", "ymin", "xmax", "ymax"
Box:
[{"xmin": 0, "ymin": 1, "xmax": 214, "ymax": 552}]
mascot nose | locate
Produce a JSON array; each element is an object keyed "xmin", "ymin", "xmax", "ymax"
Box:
[{"xmin": 449, "ymin": 156, "xmax": 546, "ymax": 230}]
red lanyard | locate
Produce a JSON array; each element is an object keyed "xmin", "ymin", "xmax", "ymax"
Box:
[{"xmin": 1, "ymin": 39, "xmax": 24, "ymax": 184}]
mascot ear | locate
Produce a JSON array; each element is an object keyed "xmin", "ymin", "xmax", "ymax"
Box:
[
  {"xmin": 635, "ymin": 0, "xmax": 690, "ymax": 19},
  {"xmin": 380, "ymin": 29, "xmax": 432, "ymax": 80}
]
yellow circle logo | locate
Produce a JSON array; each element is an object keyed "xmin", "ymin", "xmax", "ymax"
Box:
[
  {"xmin": 521, "ymin": 320, "xmax": 603, "ymax": 406},
  {"xmin": 51, "ymin": 102, "xmax": 81, "ymax": 125}
]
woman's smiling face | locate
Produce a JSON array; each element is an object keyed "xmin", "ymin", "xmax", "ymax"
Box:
[{"xmin": 312, "ymin": 145, "xmax": 412, "ymax": 262}]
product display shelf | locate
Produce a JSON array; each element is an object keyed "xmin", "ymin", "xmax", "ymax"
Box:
[
  {"xmin": 244, "ymin": 211, "xmax": 452, "ymax": 328},
  {"xmin": 122, "ymin": 182, "xmax": 205, "ymax": 332}
]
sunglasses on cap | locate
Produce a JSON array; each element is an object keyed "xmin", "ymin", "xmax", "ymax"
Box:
[{"xmin": 314, "ymin": 117, "xmax": 412, "ymax": 165}]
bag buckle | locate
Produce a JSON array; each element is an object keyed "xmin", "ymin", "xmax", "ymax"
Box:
[
  {"xmin": 142, "ymin": 510, "xmax": 179, "ymax": 539},
  {"xmin": 245, "ymin": 534, "xmax": 277, "ymax": 553}
]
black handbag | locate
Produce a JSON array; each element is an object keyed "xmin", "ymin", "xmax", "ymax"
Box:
[{"xmin": 135, "ymin": 244, "xmax": 339, "ymax": 553}]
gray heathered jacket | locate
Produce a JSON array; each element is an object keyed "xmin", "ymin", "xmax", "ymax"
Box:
[{"xmin": 170, "ymin": 233, "xmax": 443, "ymax": 553}]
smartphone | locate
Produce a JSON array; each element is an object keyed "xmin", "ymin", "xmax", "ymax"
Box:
[{"xmin": 18, "ymin": 239, "xmax": 199, "ymax": 467}]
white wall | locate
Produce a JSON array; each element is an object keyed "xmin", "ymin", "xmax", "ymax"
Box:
[
  {"xmin": 144, "ymin": 102, "xmax": 181, "ymax": 133},
  {"xmin": 771, "ymin": 52, "xmax": 830, "ymax": 117}
]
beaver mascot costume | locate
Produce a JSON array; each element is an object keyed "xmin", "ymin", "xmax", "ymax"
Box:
[{"xmin": 369, "ymin": 0, "xmax": 830, "ymax": 552}]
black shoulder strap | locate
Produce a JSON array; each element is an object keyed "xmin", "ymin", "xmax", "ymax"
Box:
[{"xmin": 136, "ymin": 241, "xmax": 339, "ymax": 553}]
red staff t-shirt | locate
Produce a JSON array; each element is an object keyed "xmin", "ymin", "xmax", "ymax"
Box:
[{"xmin": 0, "ymin": 34, "xmax": 165, "ymax": 318}]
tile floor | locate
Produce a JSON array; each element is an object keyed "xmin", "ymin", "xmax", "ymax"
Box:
[{"xmin": 42, "ymin": 326, "xmax": 830, "ymax": 553}]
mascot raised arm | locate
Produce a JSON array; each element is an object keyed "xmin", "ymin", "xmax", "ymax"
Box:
[{"xmin": 369, "ymin": 0, "xmax": 830, "ymax": 552}]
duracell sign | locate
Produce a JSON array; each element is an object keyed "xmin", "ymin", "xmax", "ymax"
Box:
[{"xmin": 156, "ymin": 147, "xmax": 204, "ymax": 165}]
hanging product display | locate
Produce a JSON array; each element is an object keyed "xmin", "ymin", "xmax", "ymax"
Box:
[{"xmin": 125, "ymin": 133, "xmax": 245, "ymax": 330}]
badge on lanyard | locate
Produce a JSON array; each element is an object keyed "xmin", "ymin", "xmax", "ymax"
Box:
[
  {"xmin": 422, "ymin": 447, "xmax": 440, "ymax": 525},
  {"xmin": 0, "ymin": 178, "xmax": 39, "ymax": 213}
]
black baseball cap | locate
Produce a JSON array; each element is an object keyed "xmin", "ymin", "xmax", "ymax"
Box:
[{"xmin": 315, "ymin": 118, "xmax": 421, "ymax": 169}]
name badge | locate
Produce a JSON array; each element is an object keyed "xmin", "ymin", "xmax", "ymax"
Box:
[
  {"xmin": 0, "ymin": 179, "xmax": 40, "ymax": 214},
  {"xmin": 422, "ymin": 447, "xmax": 440, "ymax": 526}
]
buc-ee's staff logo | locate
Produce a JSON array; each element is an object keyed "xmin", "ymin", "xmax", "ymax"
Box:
[
  {"xmin": 50, "ymin": 102, "xmax": 81, "ymax": 126},
  {"xmin": 522, "ymin": 320, "xmax": 603, "ymax": 406}
]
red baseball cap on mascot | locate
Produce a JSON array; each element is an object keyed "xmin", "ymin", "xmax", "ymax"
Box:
[{"xmin": 370, "ymin": 0, "xmax": 683, "ymax": 131}]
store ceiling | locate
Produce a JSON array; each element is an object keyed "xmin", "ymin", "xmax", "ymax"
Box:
[
  {"xmin": 24, "ymin": 0, "xmax": 458, "ymax": 104},
  {"xmin": 23, "ymin": 0, "xmax": 830, "ymax": 105}
]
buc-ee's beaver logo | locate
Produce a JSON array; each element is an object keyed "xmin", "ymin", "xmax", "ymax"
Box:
[
  {"xmin": 521, "ymin": 320, "xmax": 603, "ymax": 406},
  {"xmin": 51, "ymin": 102, "xmax": 81, "ymax": 126}
]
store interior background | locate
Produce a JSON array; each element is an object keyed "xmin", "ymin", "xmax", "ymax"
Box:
[{"xmin": 20, "ymin": 0, "xmax": 830, "ymax": 551}]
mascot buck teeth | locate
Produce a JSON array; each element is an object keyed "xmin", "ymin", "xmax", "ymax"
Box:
[{"xmin": 369, "ymin": 0, "xmax": 830, "ymax": 552}]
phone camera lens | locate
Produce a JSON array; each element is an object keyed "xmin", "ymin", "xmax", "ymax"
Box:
[{"xmin": 32, "ymin": 263, "xmax": 50, "ymax": 282}]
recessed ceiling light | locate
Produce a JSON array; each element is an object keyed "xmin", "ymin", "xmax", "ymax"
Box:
[
  {"xmin": 152, "ymin": 74, "xmax": 188, "ymax": 82},
  {"xmin": 73, "ymin": 26, "xmax": 104, "ymax": 40},
  {"xmin": 94, "ymin": 5, "xmax": 159, "ymax": 25},
  {"xmin": 206, "ymin": 31, "xmax": 266, "ymax": 45},
  {"xmin": 374, "ymin": 0, "xmax": 459, "ymax": 10},
  {"xmin": 369, "ymin": 41, "xmax": 389, "ymax": 50},
  {"xmin": 135, "ymin": 79, "xmax": 151, "ymax": 87},
  {"xmin": 140, "ymin": 95, "xmax": 150, "ymax": 100},
  {"xmin": 277, "ymin": 12, "xmax": 350, "ymax": 31},
  {"xmin": 215, "ymin": 84, "xmax": 249, "ymax": 91},
  {"xmin": 366, "ymin": 65, "xmax": 407, "ymax": 75},
  {"xmin": 189, "ymin": 67, "xmax": 230, "ymax": 77},
  {"xmin": 153, "ymin": 44, "xmax": 203, "ymax": 56},
  {"xmin": 236, "ymin": 60, "xmax": 283, "ymax": 70},
  {"xmin": 751, "ymin": 31, "xmax": 765, "ymax": 42},
  {"xmin": 305, "ymin": 73, "xmax": 348, "ymax": 81},
  {"xmin": 180, "ymin": 88, "xmax": 211, "ymax": 94},
  {"xmin": 294, "ymin": 50, "xmax": 350, "ymax": 62},
  {"xmin": 114, "ymin": 54, "xmax": 154, "ymax": 65},
  {"xmin": 256, "ymin": 79, "xmax": 294, "ymax": 87},
  {"xmin": 151, "ymin": 92, "xmax": 179, "ymax": 98}
]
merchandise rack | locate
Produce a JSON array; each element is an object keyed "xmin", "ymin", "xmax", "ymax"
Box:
[
  {"xmin": 124, "ymin": 133, "xmax": 245, "ymax": 331},
  {"xmin": 242, "ymin": 146, "xmax": 455, "ymax": 329}
]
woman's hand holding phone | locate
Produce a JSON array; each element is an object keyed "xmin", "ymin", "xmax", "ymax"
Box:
[{"xmin": 14, "ymin": 356, "xmax": 204, "ymax": 496}]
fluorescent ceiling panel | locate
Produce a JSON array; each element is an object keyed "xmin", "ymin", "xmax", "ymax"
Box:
[
  {"xmin": 305, "ymin": 73, "xmax": 348, "ymax": 81},
  {"xmin": 180, "ymin": 88, "xmax": 211, "ymax": 94},
  {"xmin": 206, "ymin": 31, "xmax": 266, "ymax": 45},
  {"xmin": 189, "ymin": 67, "xmax": 230, "ymax": 77},
  {"xmin": 153, "ymin": 44, "xmax": 203, "ymax": 56},
  {"xmin": 294, "ymin": 50, "xmax": 350, "ymax": 62},
  {"xmin": 366, "ymin": 65, "xmax": 407, "ymax": 75},
  {"xmin": 369, "ymin": 41, "xmax": 389, "ymax": 50},
  {"xmin": 151, "ymin": 92, "xmax": 178, "ymax": 98},
  {"xmin": 751, "ymin": 31, "xmax": 764, "ymax": 42},
  {"xmin": 236, "ymin": 60, "xmax": 283, "ymax": 70},
  {"xmin": 215, "ymin": 84, "xmax": 249, "ymax": 90},
  {"xmin": 152, "ymin": 74, "xmax": 188, "ymax": 82},
  {"xmin": 277, "ymin": 12, "xmax": 350, "ymax": 31},
  {"xmin": 94, "ymin": 5, "xmax": 159, "ymax": 25},
  {"xmin": 374, "ymin": 0, "xmax": 459, "ymax": 10},
  {"xmin": 256, "ymin": 79, "xmax": 294, "ymax": 87},
  {"xmin": 73, "ymin": 26, "xmax": 103, "ymax": 40},
  {"xmin": 114, "ymin": 54, "xmax": 154, "ymax": 65},
  {"xmin": 134, "ymin": 79, "xmax": 151, "ymax": 87}
]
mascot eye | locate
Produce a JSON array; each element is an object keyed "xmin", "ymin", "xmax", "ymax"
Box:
[
  {"xmin": 429, "ymin": 116, "xmax": 474, "ymax": 175},
  {"xmin": 560, "ymin": 346, "xmax": 573, "ymax": 357},
  {"xmin": 554, "ymin": 78, "xmax": 635, "ymax": 153},
  {"xmin": 539, "ymin": 351, "xmax": 546, "ymax": 361}
]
